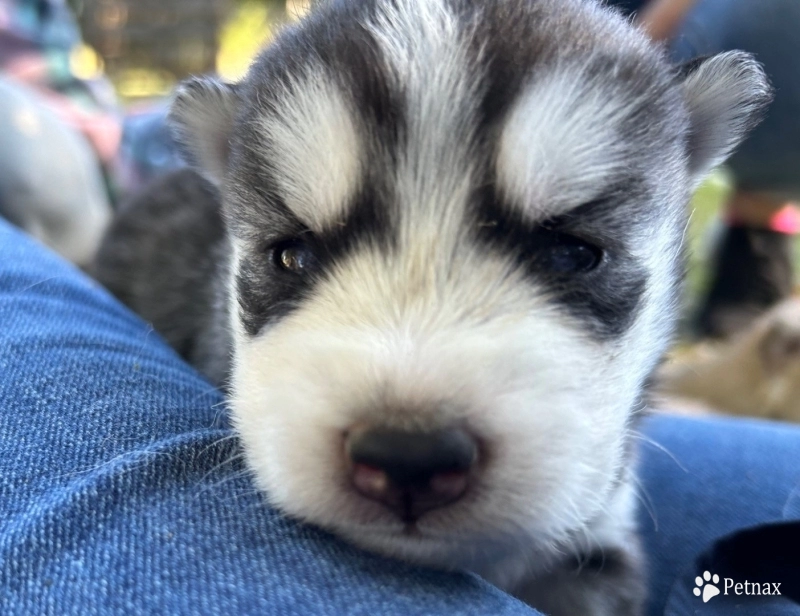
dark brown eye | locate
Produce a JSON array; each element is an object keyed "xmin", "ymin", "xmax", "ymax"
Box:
[
  {"xmin": 540, "ymin": 234, "xmax": 603, "ymax": 274},
  {"xmin": 271, "ymin": 240, "xmax": 317, "ymax": 274}
]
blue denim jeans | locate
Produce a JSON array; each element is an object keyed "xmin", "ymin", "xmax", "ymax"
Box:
[{"xmin": 1, "ymin": 217, "xmax": 798, "ymax": 615}]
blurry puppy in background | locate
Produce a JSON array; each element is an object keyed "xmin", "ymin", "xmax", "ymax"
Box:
[
  {"xmin": 659, "ymin": 297, "xmax": 800, "ymax": 423},
  {"xmin": 94, "ymin": 0, "xmax": 770, "ymax": 613}
]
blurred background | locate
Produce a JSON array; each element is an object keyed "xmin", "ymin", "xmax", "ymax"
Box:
[
  {"xmin": 72, "ymin": 0, "xmax": 307, "ymax": 96},
  {"xmin": 0, "ymin": 0, "xmax": 752, "ymax": 264},
  {"xmin": 3, "ymin": 0, "xmax": 800, "ymax": 421},
  {"xmin": 0, "ymin": 0, "xmax": 317, "ymax": 211}
]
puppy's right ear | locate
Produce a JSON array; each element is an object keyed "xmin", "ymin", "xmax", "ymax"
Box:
[
  {"xmin": 169, "ymin": 77, "xmax": 240, "ymax": 185},
  {"xmin": 681, "ymin": 51, "xmax": 772, "ymax": 189}
]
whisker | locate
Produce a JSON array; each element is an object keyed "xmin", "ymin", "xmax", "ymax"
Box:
[{"xmin": 627, "ymin": 429, "xmax": 688, "ymax": 473}]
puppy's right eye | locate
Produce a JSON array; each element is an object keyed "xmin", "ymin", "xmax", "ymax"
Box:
[
  {"xmin": 271, "ymin": 239, "xmax": 317, "ymax": 274},
  {"xmin": 539, "ymin": 233, "xmax": 603, "ymax": 274}
]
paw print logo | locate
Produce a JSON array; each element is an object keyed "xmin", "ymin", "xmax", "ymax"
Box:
[{"xmin": 694, "ymin": 571, "xmax": 721, "ymax": 603}]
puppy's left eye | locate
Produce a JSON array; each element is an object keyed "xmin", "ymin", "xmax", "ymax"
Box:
[
  {"xmin": 539, "ymin": 234, "xmax": 603, "ymax": 273},
  {"xmin": 271, "ymin": 239, "xmax": 318, "ymax": 274}
]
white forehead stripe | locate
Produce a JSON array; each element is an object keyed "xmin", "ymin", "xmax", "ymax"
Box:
[
  {"xmin": 367, "ymin": 0, "xmax": 479, "ymax": 230},
  {"xmin": 260, "ymin": 71, "xmax": 362, "ymax": 231},
  {"xmin": 496, "ymin": 67, "xmax": 635, "ymax": 221}
]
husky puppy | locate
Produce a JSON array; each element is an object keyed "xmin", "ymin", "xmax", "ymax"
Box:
[{"xmin": 94, "ymin": 0, "xmax": 770, "ymax": 612}]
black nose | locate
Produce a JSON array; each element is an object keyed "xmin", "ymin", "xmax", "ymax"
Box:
[{"xmin": 345, "ymin": 426, "xmax": 477, "ymax": 522}]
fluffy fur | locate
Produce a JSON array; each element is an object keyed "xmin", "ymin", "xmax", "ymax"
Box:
[{"xmin": 94, "ymin": 0, "xmax": 771, "ymax": 613}]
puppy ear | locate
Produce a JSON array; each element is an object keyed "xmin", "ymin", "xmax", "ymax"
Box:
[
  {"xmin": 681, "ymin": 51, "xmax": 772, "ymax": 188},
  {"xmin": 169, "ymin": 77, "xmax": 240, "ymax": 185}
]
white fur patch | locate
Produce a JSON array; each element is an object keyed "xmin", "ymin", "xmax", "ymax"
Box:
[
  {"xmin": 259, "ymin": 70, "xmax": 363, "ymax": 232},
  {"xmin": 496, "ymin": 65, "xmax": 640, "ymax": 221},
  {"xmin": 367, "ymin": 0, "xmax": 479, "ymax": 241}
]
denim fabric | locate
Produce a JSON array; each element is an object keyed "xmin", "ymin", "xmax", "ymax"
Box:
[
  {"xmin": 1, "ymin": 218, "xmax": 799, "ymax": 615},
  {"xmin": 638, "ymin": 415, "xmax": 800, "ymax": 614}
]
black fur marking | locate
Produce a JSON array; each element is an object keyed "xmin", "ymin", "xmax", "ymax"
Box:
[
  {"xmin": 93, "ymin": 169, "xmax": 232, "ymax": 387},
  {"xmin": 236, "ymin": 182, "xmax": 394, "ymax": 337},
  {"xmin": 474, "ymin": 186, "xmax": 648, "ymax": 339},
  {"xmin": 316, "ymin": 182, "xmax": 397, "ymax": 266},
  {"xmin": 460, "ymin": 0, "xmax": 557, "ymax": 130},
  {"xmin": 225, "ymin": 0, "xmax": 409, "ymax": 340},
  {"xmin": 516, "ymin": 530, "xmax": 645, "ymax": 615},
  {"xmin": 571, "ymin": 547, "xmax": 626, "ymax": 576},
  {"xmin": 244, "ymin": 0, "xmax": 407, "ymax": 158}
]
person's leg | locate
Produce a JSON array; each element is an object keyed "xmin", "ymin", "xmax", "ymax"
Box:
[
  {"xmin": 639, "ymin": 413, "xmax": 800, "ymax": 615},
  {"xmin": 0, "ymin": 218, "xmax": 534, "ymax": 616}
]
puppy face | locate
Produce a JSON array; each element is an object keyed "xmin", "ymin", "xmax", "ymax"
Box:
[{"xmin": 172, "ymin": 0, "xmax": 769, "ymax": 574}]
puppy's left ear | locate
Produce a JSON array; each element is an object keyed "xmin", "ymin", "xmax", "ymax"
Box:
[
  {"xmin": 169, "ymin": 77, "xmax": 240, "ymax": 185},
  {"xmin": 682, "ymin": 51, "xmax": 772, "ymax": 188}
]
